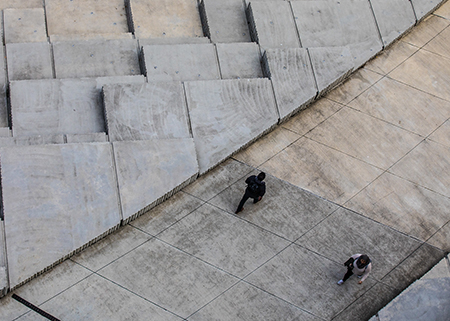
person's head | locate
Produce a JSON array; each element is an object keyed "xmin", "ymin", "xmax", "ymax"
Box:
[
  {"xmin": 257, "ymin": 172, "xmax": 266, "ymax": 181},
  {"xmin": 356, "ymin": 255, "xmax": 370, "ymax": 268}
]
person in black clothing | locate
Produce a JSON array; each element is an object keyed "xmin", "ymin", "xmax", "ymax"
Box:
[{"xmin": 235, "ymin": 172, "xmax": 266, "ymax": 214}]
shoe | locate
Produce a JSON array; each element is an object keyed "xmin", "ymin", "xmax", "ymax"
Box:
[
  {"xmin": 235, "ymin": 208, "xmax": 244, "ymax": 214},
  {"xmin": 357, "ymin": 275, "xmax": 362, "ymax": 278},
  {"xmin": 337, "ymin": 280, "xmax": 344, "ymax": 285},
  {"xmin": 253, "ymin": 196, "xmax": 262, "ymax": 204}
]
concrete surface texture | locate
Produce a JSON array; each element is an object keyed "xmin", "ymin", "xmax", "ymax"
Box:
[{"xmin": 0, "ymin": 0, "xmax": 449, "ymax": 320}]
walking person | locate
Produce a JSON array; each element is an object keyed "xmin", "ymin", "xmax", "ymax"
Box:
[
  {"xmin": 235, "ymin": 172, "xmax": 266, "ymax": 214},
  {"xmin": 337, "ymin": 254, "xmax": 372, "ymax": 285}
]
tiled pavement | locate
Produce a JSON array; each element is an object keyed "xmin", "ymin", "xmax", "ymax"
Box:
[{"xmin": 1, "ymin": 1, "xmax": 450, "ymax": 321}]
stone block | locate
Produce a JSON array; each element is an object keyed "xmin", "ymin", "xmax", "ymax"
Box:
[
  {"xmin": 262, "ymin": 48, "xmax": 317, "ymax": 122},
  {"xmin": 0, "ymin": 135, "xmax": 64, "ymax": 147},
  {"xmin": 66, "ymin": 133, "xmax": 108, "ymax": 143},
  {"xmin": 10, "ymin": 76, "xmax": 145, "ymax": 137},
  {"xmin": 113, "ymin": 139, "xmax": 199, "ymax": 222},
  {"xmin": 103, "ymin": 82, "xmax": 191, "ymax": 142},
  {"xmin": 199, "ymin": 0, "xmax": 251, "ymax": 43},
  {"xmin": 216, "ymin": 43, "xmax": 263, "ymax": 79},
  {"xmin": 50, "ymin": 33, "xmax": 134, "ymax": 43},
  {"xmin": 138, "ymin": 37, "xmax": 210, "ymax": 46},
  {"xmin": 6, "ymin": 42, "xmax": 53, "ymax": 80},
  {"xmin": 129, "ymin": 0, "xmax": 203, "ymax": 39},
  {"xmin": 247, "ymin": 1, "xmax": 300, "ymax": 48},
  {"xmin": 0, "ymin": 222, "xmax": 8, "ymax": 297},
  {"xmin": 3, "ymin": 8, "xmax": 47, "ymax": 43},
  {"xmin": 45, "ymin": 0, "xmax": 129, "ymax": 38},
  {"xmin": 142, "ymin": 43, "xmax": 220, "ymax": 82},
  {"xmin": 0, "ymin": 143, "xmax": 121, "ymax": 288},
  {"xmin": 0, "ymin": 46, "xmax": 7, "ymax": 128},
  {"xmin": 308, "ymin": 46, "xmax": 354, "ymax": 96},
  {"xmin": 53, "ymin": 39, "xmax": 141, "ymax": 78},
  {"xmin": 411, "ymin": 0, "xmax": 445, "ymax": 20},
  {"xmin": 184, "ymin": 78, "xmax": 278, "ymax": 174},
  {"xmin": 0, "ymin": 0, "xmax": 43, "ymax": 9}
]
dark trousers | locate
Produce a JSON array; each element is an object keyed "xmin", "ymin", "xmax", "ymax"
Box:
[
  {"xmin": 343, "ymin": 267, "xmax": 354, "ymax": 282},
  {"xmin": 236, "ymin": 190, "xmax": 259, "ymax": 212}
]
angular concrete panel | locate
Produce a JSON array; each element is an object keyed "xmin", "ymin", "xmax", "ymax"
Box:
[
  {"xmin": 45, "ymin": 0, "xmax": 129, "ymax": 38},
  {"xmin": 129, "ymin": 0, "xmax": 203, "ymax": 39},
  {"xmin": 10, "ymin": 76, "xmax": 145, "ymax": 137},
  {"xmin": 263, "ymin": 48, "xmax": 317, "ymax": 121},
  {"xmin": 0, "ymin": 222, "xmax": 7, "ymax": 297},
  {"xmin": 3, "ymin": 8, "xmax": 47, "ymax": 43},
  {"xmin": 0, "ymin": 46, "xmax": 7, "ymax": 128},
  {"xmin": 411, "ymin": 0, "xmax": 445, "ymax": 20},
  {"xmin": 185, "ymin": 78, "xmax": 278, "ymax": 174},
  {"xmin": 142, "ymin": 43, "xmax": 220, "ymax": 82},
  {"xmin": 138, "ymin": 37, "xmax": 210, "ymax": 46},
  {"xmin": 216, "ymin": 43, "xmax": 263, "ymax": 79},
  {"xmin": 6, "ymin": 42, "xmax": 53, "ymax": 80},
  {"xmin": 247, "ymin": 1, "xmax": 300, "ymax": 48},
  {"xmin": 53, "ymin": 39, "xmax": 141, "ymax": 78},
  {"xmin": 199, "ymin": 0, "xmax": 251, "ymax": 43},
  {"xmin": 0, "ymin": 143, "xmax": 121, "ymax": 288},
  {"xmin": 66, "ymin": 133, "xmax": 108, "ymax": 143},
  {"xmin": 113, "ymin": 139, "xmax": 199, "ymax": 222},
  {"xmin": 0, "ymin": 135, "xmax": 64, "ymax": 147},
  {"xmin": 370, "ymin": 0, "xmax": 416, "ymax": 47},
  {"xmin": 308, "ymin": 46, "xmax": 354, "ymax": 96},
  {"xmin": 0, "ymin": 0, "xmax": 43, "ymax": 9},
  {"xmin": 103, "ymin": 82, "xmax": 191, "ymax": 141}
]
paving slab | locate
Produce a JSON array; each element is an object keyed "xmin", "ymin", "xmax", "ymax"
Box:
[
  {"xmin": 112, "ymin": 139, "xmax": 198, "ymax": 222},
  {"xmin": 189, "ymin": 281, "xmax": 320, "ymax": 321},
  {"xmin": 3, "ymin": 8, "xmax": 47, "ymax": 43},
  {"xmin": 411, "ymin": 0, "xmax": 445, "ymax": 20},
  {"xmin": 216, "ymin": 42, "xmax": 263, "ymax": 79},
  {"xmin": 6, "ymin": 42, "xmax": 53, "ymax": 80},
  {"xmin": 291, "ymin": 0, "xmax": 383, "ymax": 68},
  {"xmin": 53, "ymin": 39, "xmax": 141, "ymax": 78},
  {"xmin": 45, "ymin": 0, "xmax": 128, "ymax": 38},
  {"xmin": 427, "ymin": 222, "xmax": 450, "ymax": 252},
  {"xmin": 142, "ymin": 43, "xmax": 220, "ymax": 82},
  {"xmin": 365, "ymin": 41, "xmax": 419, "ymax": 75},
  {"xmin": 209, "ymin": 171, "xmax": 338, "ymax": 241},
  {"xmin": 434, "ymin": 0, "xmax": 450, "ymax": 18},
  {"xmin": 247, "ymin": 1, "xmax": 300, "ymax": 48},
  {"xmin": 98, "ymin": 238, "xmax": 238, "ymax": 319},
  {"xmin": 400, "ymin": 14, "xmax": 450, "ymax": 47},
  {"xmin": 158, "ymin": 203, "xmax": 289, "ymax": 278},
  {"xmin": 138, "ymin": 36, "xmax": 210, "ymax": 46},
  {"xmin": 129, "ymin": 0, "xmax": 203, "ymax": 39},
  {"xmin": 369, "ymin": 0, "xmax": 416, "ymax": 47},
  {"xmin": 0, "ymin": 135, "xmax": 64, "ymax": 147},
  {"xmin": 306, "ymin": 107, "xmax": 423, "ymax": 170},
  {"xmin": 0, "ymin": 0, "xmax": 43, "ymax": 9},
  {"xmin": 346, "ymin": 172, "xmax": 450, "ymax": 241},
  {"xmin": 103, "ymin": 82, "xmax": 191, "ymax": 141},
  {"xmin": 65, "ymin": 132, "xmax": 107, "ymax": 143},
  {"xmin": 307, "ymin": 46, "xmax": 354, "ymax": 96},
  {"xmin": 262, "ymin": 48, "xmax": 317, "ymax": 121},
  {"xmin": 0, "ymin": 143, "xmax": 121, "ymax": 288},
  {"xmin": 245, "ymin": 244, "xmax": 376, "ymax": 320},
  {"xmin": 347, "ymin": 76, "xmax": 450, "ymax": 137},
  {"xmin": 19, "ymin": 273, "xmax": 183, "ymax": 321},
  {"xmin": 10, "ymin": 76, "xmax": 144, "ymax": 137},
  {"xmin": 199, "ymin": 0, "xmax": 251, "ymax": 43},
  {"xmin": 297, "ymin": 207, "xmax": 424, "ymax": 281},
  {"xmin": 422, "ymin": 25, "xmax": 450, "ymax": 59},
  {"xmin": 184, "ymin": 78, "xmax": 278, "ymax": 174}
]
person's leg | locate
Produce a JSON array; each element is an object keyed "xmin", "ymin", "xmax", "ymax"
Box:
[
  {"xmin": 253, "ymin": 196, "xmax": 262, "ymax": 203},
  {"xmin": 342, "ymin": 268, "xmax": 353, "ymax": 282},
  {"xmin": 236, "ymin": 191, "xmax": 250, "ymax": 213}
]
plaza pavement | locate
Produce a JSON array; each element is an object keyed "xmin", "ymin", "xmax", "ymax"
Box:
[{"xmin": 0, "ymin": 0, "xmax": 450, "ymax": 320}]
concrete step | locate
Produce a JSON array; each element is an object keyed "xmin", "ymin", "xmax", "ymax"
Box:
[
  {"xmin": 3, "ymin": 8, "xmax": 47, "ymax": 44},
  {"xmin": 411, "ymin": 0, "xmax": 445, "ymax": 21},
  {"xmin": 49, "ymin": 32, "xmax": 133, "ymax": 43},
  {"xmin": 0, "ymin": 0, "xmax": 43, "ymax": 10},
  {"xmin": 138, "ymin": 36, "xmax": 211, "ymax": 46},
  {"xmin": 216, "ymin": 42, "xmax": 263, "ymax": 79},
  {"xmin": 6, "ymin": 42, "xmax": 53, "ymax": 80},
  {"xmin": 0, "ymin": 134, "xmax": 64, "ymax": 147},
  {"xmin": 53, "ymin": 38, "xmax": 141, "ymax": 78},
  {"xmin": 10, "ymin": 75, "xmax": 145, "ymax": 137}
]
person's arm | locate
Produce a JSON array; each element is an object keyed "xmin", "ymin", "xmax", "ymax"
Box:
[
  {"xmin": 259, "ymin": 182, "xmax": 266, "ymax": 197},
  {"xmin": 245, "ymin": 176, "xmax": 254, "ymax": 185},
  {"xmin": 359, "ymin": 263, "xmax": 372, "ymax": 283}
]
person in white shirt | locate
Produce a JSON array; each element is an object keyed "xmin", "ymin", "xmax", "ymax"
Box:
[{"xmin": 337, "ymin": 254, "xmax": 372, "ymax": 285}]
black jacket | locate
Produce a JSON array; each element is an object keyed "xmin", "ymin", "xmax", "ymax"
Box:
[{"xmin": 245, "ymin": 175, "xmax": 266, "ymax": 197}]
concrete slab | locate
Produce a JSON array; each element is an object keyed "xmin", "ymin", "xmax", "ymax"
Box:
[
  {"xmin": 0, "ymin": 46, "xmax": 8, "ymax": 128},
  {"xmin": 0, "ymin": 143, "xmax": 121, "ymax": 288},
  {"xmin": 184, "ymin": 78, "xmax": 278, "ymax": 174},
  {"xmin": 158, "ymin": 203, "xmax": 289, "ymax": 278},
  {"xmin": 199, "ymin": 0, "xmax": 251, "ymax": 43},
  {"xmin": 245, "ymin": 244, "xmax": 376, "ymax": 320},
  {"xmin": 216, "ymin": 42, "xmax": 263, "ymax": 79},
  {"xmin": 10, "ymin": 76, "xmax": 145, "ymax": 137},
  {"xmin": 0, "ymin": 223, "xmax": 7, "ymax": 297},
  {"xmin": 400, "ymin": 14, "xmax": 450, "ymax": 48},
  {"xmin": 305, "ymin": 107, "xmax": 423, "ymax": 170},
  {"xmin": 45, "ymin": 0, "xmax": 129, "ymax": 38},
  {"xmin": 0, "ymin": 135, "xmax": 64, "ymax": 147},
  {"xmin": 3, "ymin": 8, "xmax": 47, "ymax": 43},
  {"xmin": 370, "ymin": 0, "xmax": 416, "ymax": 47},
  {"xmin": 142, "ymin": 43, "xmax": 220, "ymax": 82},
  {"xmin": 66, "ymin": 133, "xmax": 108, "ymax": 143},
  {"xmin": 262, "ymin": 48, "xmax": 317, "ymax": 121},
  {"xmin": 423, "ymin": 25, "xmax": 450, "ymax": 59},
  {"xmin": 98, "ymin": 238, "xmax": 238, "ymax": 318},
  {"xmin": 129, "ymin": 0, "xmax": 203, "ymax": 39},
  {"xmin": 0, "ymin": 0, "xmax": 43, "ymax": 9},
  {"xmin": 6, "ymin": 42, "xmax": 53, "ymax": 80},
  {"xmin": 53, "ymin": 39, "xmax": 141, "ymax": 78},
  {"xmin": 307, "ymin": 46, "xmax": 354, "ymax": 96},
  {"xmin": 102, "ymin": 82, "xmax": 191, "ymax": 141},
  {"xmin": 247, "ymin": 1, "xmax": 300, "ymax": 48},
  {"xmin": 411, "ymin": 0, "xmax": 444, "ymax": 20},
  {"xmin": 112, "ymin": 139, "xmax": 198, "ymax": 222},
  {"xmin": 49, "ymin": 32, "xmax": 133, "ymax": 42},
  {"xmin": 427, "ymin": 221, "xmax": 450, "ymax": 252},
  {"xmin": 208, "ymin": 171, "xmax": 339, "ymax": 241},
  {"xmin": 189, "ymin": 281, "xmax": 320, "ymax": 321},
  {"xmin": 434, "ymin": 0, "xmax": 450, "ymax": 19},
  {"xmin": 365, "ymin": 41, "xmax": 419, "ymax": 75},
  {"xmin": 422, "ymin": 257, "xmax": 450, "ymax": 279},
  {"xmin": 296, "ymin": 207, "xmax": 423, "ymax": 281},
  {"xmin": 138, "ymin": 37, "xmax": 210, "ymax": 46}
]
